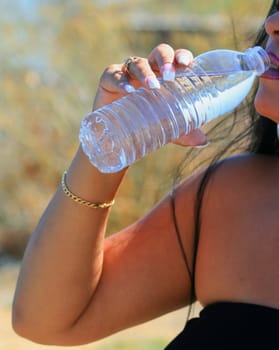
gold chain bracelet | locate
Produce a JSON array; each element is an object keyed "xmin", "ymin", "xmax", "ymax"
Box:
[{"xmin": 61, "ymin": 171, "xmax": 115, "ymax": 209}]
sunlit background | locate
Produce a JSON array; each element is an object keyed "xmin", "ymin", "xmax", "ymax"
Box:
[{"xmin": 0, "ymin": 1, "xmax": 270, "ymax": 349}]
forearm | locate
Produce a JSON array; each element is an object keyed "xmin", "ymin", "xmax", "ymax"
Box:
[{"xmin": 12, "ymin": 146, "xmax": 127, "ymax": 339}]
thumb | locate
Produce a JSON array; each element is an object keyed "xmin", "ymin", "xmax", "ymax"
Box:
[{"xmin": 173, "ymin": 129, "xmax": 208, "ymax": 147}]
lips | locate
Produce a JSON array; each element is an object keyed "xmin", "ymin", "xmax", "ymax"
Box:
[{"xmin": 260, "ymin": 51, "xmax": 279, "ymax": 80}]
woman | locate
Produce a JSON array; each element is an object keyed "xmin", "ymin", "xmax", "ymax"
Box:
[{"xmin": 12, "ymin": 1, "xmax": 279, "ymax": 348}]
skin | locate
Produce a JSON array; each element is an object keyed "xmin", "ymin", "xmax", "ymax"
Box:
[
  {"xmin": 12, "ymin": 12, "xmax": 279, "ymax": 347},
  {"xmin": 256, "ymin": 12, "xmax": 279, "ymax": 120}
]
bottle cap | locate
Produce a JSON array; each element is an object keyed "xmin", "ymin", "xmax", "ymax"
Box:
[{"xmin": 245, "ymin": 46, "xmax": 271, "ymax": 76}]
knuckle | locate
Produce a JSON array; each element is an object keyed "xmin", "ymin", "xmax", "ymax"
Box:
[
  {"xmin": 135, "ymin": 57, "xmax": 148, "ymax": 67},
  {"xmin": 104, "ymin": 63, "xmax": 121, "ymax": 74},
  {"xmin": 180, "ymin": 48, "xmax": 193, "ymax": 57},
  {"xmin": 153, "ymin": 43, "xmax": 175, "ymax": 63},
  {"xmin": 100, "ymin": 64, "xmax": 121, "ymax": 80},
  {"xmin": 157, "ymin": 43, "xmax": 173, "ymax": 51},
  {"xmin": 128, "ymin": 57, "xmax": 148, "ymax": 75}
]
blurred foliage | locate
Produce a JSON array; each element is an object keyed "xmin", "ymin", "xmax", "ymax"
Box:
[{"xmin": 0, "ymin": 0, "xmax": 270, "ymax": 258}]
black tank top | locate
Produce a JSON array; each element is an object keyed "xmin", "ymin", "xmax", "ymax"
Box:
[{"xmin": 164, "ymin": 302, "xmax": 279, "ymax": 349}]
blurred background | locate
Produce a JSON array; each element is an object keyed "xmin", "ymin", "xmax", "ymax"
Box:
[{"xmin": 0, "ymin": 0, "xmax": 270, "ymax": 349}]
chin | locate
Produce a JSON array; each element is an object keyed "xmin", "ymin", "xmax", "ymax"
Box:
[{"xmin": 254, "ymin": 84, "xmax": 279, "ymax": 123}]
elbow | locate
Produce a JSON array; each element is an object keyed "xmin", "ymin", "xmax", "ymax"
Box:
[
  {"xmin": 12, "ymin": 319, "xmax": 68, "ymax": 346},
  {"xmin": 12, "ymin": 308, "xmax": 35, "ymax": 343},
  {"xmin": 12, "ymin": 304, "xmax": 101, "ymax": 346},
  {"xmin": 12, "ymin": 306, "xmax": 63, "ymax": 345},
  {"xmin": 12, "ymin": 303, "xmax": 28, "ymax": 338},
  {"xmin": 12, "ymin": 306, "xmax": 48, "ymax": 345}
]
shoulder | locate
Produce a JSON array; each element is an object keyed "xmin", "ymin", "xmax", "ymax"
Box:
[
  {"xmin": 193, "ymin": 153, "xmax": 279, "ymax": 306},
  {"xmin": 186, "ymin": 153, "xmax": 279, "ymax": 229},
  {"xmin": 175, "ymin": 153, "xmax": 264, "ymax": 197},
  {"xmin": 175, "ymin": 152, "xmax": 279, "ymax": 224},
  {"xmin": 201, "ymin": 153, "xmax": 279, "ymax": 193}
]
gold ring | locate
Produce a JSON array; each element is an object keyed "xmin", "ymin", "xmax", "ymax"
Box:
[{"xmin": 122, "ymin": 56, "xmax": 139, "ymax": 75}]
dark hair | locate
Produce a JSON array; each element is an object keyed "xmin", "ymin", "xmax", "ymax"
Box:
[{"xmin": 171, "ymin": 0, "xmax": 279, "ymax": 320}]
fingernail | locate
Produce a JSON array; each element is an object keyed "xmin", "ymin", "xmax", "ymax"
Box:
[
  {"xmin": 145, "ymin": 76, "xmax": 160, "ymax": 89},
  {"xmin": 177, "ymin": 55, "xmax": 192, "ymax": 66},
  {"xmin": 194, "ymin": 142, "xmax": 210, "ymax": 149},
  {"xmin": 123, "ymin": 83, "xmax": 136, "ymax": 93},
  {"xmin": 161, "ymin": 63, "xmax": 175, "ymax": 81}
]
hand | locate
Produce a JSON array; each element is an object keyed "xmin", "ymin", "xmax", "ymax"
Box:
[{"xmin": 93, "ymin": 43, "xmax": 208, "ymax": 147}]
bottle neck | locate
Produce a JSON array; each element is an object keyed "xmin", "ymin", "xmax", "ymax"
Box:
[{"xmin": 244, "ymin": 46, "xmax": 271, "ymax": 76}]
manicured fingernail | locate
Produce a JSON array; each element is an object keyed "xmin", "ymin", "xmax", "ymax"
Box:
[
  {"xmin": 123, "ymin": 83, "xmax": 136, "ymax": 93},
  {"xmin": 177, "ymin": 55, "xmax": 191, "ymax": 66},
  {"xmin": 145, "ymin": 76, "xmax": 160, "ymax": 89},
  {"xmin": 161, "ymin": 63, "xmax": 175, "ymax": 81},
  {"xmin": 194, "ymin": 142, "xmax": 210, "ymax": 149}
]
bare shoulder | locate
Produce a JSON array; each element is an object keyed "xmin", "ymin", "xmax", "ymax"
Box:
[
  {"xmin": 175, "ymin": 153, "xmax": 278, "ymax": 207},
  {"xmin": 173, "ymin": 152, "xmax": 279, "ymax": 225},
  {"xmin": 193, "ymin": 153, "xmax": 279, "ymax": 307},
  {"xmin": 197, "ymin": 153, "xmax": 279, "ymax": 195},
  {"xmin": 193, "ymin": 152, "xmax": 279, "ymax": 230}
]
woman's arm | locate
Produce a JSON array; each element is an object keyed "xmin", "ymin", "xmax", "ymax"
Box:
[
  {"xmin": 12, "ymin": 44, "xmax": 206, "ymax": 346},
  {"xmin": 12, "ymin": 146, "xmax": 128, "ymax": 343},
  {"xmin": 12, "ymin": 149, "xmax": 200, "ymax": 346}
]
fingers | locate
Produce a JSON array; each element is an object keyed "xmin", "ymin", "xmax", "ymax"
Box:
[
  {"xmin": 121, "ymin": 44, "xmax": 194, "ymax": 88},
  {"xmin": 93, "ymin": 64, "xmax": 136, "ymax": 110},
  {"xmin": 175, "ymin": 49, "xmax": 194, "ymax": 66},
  {"xmin": 173, "ymin": 129, "xmax": 208, "ymax": 147},
  {"xmin": 123, "ymin": 57, "xmax": 161, "ymax": 89},
  {"xmin": 148, "ymin": 43, "xmax": 176, "ymax": 81},
  {"xmin": 148, "ymin": 44, "xmax": 194, "ymax": 81},
  {"xmin": 94, "ymin": 44, "xmax": 195, "ymax": 110},
  {"xmin": 99, "ymin": 64, "xmax": 134, "ymax": 94},
  {"xmin": 99, "ymin": 44, "xmax": 194, "ymax": 94}
]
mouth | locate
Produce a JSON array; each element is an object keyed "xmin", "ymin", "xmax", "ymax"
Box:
[{"xmin": 260, "ymin": 51, "xmax": 279, "ymax": 80}]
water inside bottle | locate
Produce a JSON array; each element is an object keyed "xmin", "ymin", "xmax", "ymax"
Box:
[
  {"xmin": 80, "ymin": 70, "xmax": 255, "ymax": 173},
  {"xmin": 175, "ymin": 70, "xmax": 254, "ymax": 123}
]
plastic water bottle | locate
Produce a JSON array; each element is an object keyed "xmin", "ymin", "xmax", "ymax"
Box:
[{"xmin": 79, "ymin": 46, "xmax": 270, "ymax": 173}]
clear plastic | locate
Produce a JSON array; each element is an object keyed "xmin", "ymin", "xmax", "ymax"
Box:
[{"xmin": 79, "ymin": 46, "xmax": 270, "ymax": 173}]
